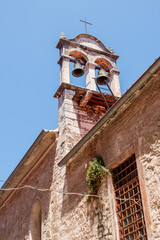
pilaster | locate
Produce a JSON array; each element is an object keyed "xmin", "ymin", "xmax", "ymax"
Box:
[
  {"xmin": 59, "ymin": 56, "xmax": 70, "ymax": 84},
  {"xmin": 110, "ymin": 69, "xmax": 121, "ymax": 98},
  {"xmin": 84, "ymin": 62, "xmax": 97, "ymax": 91}
]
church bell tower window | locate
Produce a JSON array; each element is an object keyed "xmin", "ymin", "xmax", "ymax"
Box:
[{"xmin": 113, "ymin": 155, "xmax": 148, "ymax": 240}]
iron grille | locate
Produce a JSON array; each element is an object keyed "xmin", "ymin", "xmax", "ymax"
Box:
[{"xmin": 113, "ymin": 155, "xmax": 148, "ymax": 240}]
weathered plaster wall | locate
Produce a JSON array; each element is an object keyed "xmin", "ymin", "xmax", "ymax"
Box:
[{"xmin": 0, "ymin": 143, "xmax": 57, "ymax": 240}]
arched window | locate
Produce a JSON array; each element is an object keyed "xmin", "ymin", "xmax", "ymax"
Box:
[
  {"xmin": 30, "ymin": 199, "xmax": 42, "ymax": 240},
  {"xmin": 0, "ymin": 234, "xmax": 4, "ymax": 240}
]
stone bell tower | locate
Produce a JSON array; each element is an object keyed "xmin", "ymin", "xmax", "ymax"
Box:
[{"xmin": 54, "ymin": 33, "xmax": 121, "ymax": 158}]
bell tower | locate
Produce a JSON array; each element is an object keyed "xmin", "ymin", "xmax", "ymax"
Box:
[{"xmin": 54, "ymin": 33, "xmax": 121, "ymax": 158}]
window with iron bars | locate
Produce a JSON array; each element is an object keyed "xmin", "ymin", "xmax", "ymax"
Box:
[{"xmin": 113, "ymin": 155, "xmax": 148, "ymax": 240}]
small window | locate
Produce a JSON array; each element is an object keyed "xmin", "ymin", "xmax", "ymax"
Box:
[
  {"xmin": 30, "ymin": 199, "xmax": 42, "ymax": 240},
  {"xmin": 113, "ymin": 155, "xmax": 147, "ymax": 240},
  {"xmin": 0, "ymin": 234, "xmax": 4, "ymax": 240}
]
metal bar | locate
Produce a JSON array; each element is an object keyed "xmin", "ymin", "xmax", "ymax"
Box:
[
  {"xmin": 114, "ymin": 168, "xmax": 137, "ymax": 186},
  {"xmin": 115, "ymin": 176, "xmax": 138, "ymax": 193},
  {"xmin": 95, "ymin": 79, "xmax": 109, "ymax": 109},
  {"xmin": 95, "ymin": 66, "xmax": 109, "ymax": 72},
  {"xmin": 69, "ymin": 58, "xmax": 86, "ymax": 65},
  {"xmin": 115, "ymin": 161, "xmax": 136, "ymax": 177},
  {"xmin": 105, "ymin": 80, "xmax": 116, "ymax": 100},
  {"xmin": 113, "ymin": 155, "xmax": 148, "ymax": 239}
]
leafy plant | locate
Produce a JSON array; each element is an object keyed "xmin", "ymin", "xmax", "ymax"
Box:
[{"xmin": 86, "ymin": 156, "xmax": 111, "ymax": 195}]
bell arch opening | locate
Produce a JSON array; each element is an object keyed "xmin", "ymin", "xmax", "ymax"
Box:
[
  {"xmin": 69, "ymin": 50, "xmax": 88, "ymax": 63},
  {"xmin": 95, "ymin": 58, "xmax": 112, "ymax": 70},
  {"xmin": 69, "ymin": 50, "xmax": 87, "ymax": 87},
  {"xmin": 0, "ymin": 234, "xmax": 4, "ymax": 240},
  {"xmin": 94, "ymin": 58, "xmax": 113, "ymax": 92},
  {"xmin": 30, "ymin": 199, "xmax": 42, "ymax": 240}
]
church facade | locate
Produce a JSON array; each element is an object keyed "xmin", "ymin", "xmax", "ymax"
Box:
[{"xmin": 0, "ymin": 34, "xmax": 160, "ymax": 240}]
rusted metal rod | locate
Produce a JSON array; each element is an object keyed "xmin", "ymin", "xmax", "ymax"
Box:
[
  {"xmin": 95, "ymin": 79, "xmax": 109, "ymax": 109},
  {"xmin": 105, "ymin": 80, "xmax": 116, "ymax": 100}
]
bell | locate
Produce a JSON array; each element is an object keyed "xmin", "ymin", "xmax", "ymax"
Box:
[
  {"xmin": 96, "ymin": 69, "xmax": 110, "ymax": 85},
  {"xmin": 72, "ymin": 62, "xmax": 84, "ymax": 77}
]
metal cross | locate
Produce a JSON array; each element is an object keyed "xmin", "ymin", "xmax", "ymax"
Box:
[{"xmin": 80, "ymin": 17, "xmax": 92, "ymax": 33}]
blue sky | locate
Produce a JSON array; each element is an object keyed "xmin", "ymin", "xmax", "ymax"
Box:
[{"xmin": 0, "ymin": 0, "xmax": 160, "ymax": 186}]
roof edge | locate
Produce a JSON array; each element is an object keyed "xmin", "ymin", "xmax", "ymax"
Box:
[{"xmin": 1, "ymin": 129, "xmax": 58, "ymax": 190}]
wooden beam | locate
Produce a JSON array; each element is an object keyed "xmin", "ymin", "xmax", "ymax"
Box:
[
  {"xmin": 89, "ymin": 98, "xmax": 113, "ymax": 107},
  {"xmin": 91, "ymin": 94, "xmax": 116, "ymax": 103},
  {"xmin": 79, "ymin": 91, "xmax": 92, "ymax": 107}
]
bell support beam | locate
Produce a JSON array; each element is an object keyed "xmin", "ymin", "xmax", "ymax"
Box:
[{"xmin": 79, "ymin": 91, "xmax": 92, "ymax": 107}]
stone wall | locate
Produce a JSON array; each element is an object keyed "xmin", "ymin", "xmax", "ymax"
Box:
[
  {"xmin": 62, "ymin": 75, "xmax": 160, "ymax": 239},
  {"xmin": 139, "ymin": 140, "xmax": 160, "ymax": 239},
  {"xmin": 49, "ymin": 155, "xmax": 116, "ymax": 240}
]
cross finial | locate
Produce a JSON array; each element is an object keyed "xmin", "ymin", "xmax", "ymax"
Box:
[{"xmin": 80, "ymin": 17, "xmax": 92, "ymax": 33}]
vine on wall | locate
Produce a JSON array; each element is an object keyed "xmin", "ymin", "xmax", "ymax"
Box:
[{"xmin": 86, "ymin": 156, "xmax": 112, "ymax": 196}]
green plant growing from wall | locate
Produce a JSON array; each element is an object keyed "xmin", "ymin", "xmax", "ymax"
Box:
[{"xmin": 86, "ymin": 156, "xmax": 112, "ymax": 196}]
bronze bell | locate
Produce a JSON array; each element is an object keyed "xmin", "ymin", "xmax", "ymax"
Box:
[
  {"xmin": 96, "ymin": 69, "xmax": 110, "ymax": 85},
  {"xmin": 72, "ymin": 62, "xmax": 84, "ymax": 77}
]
